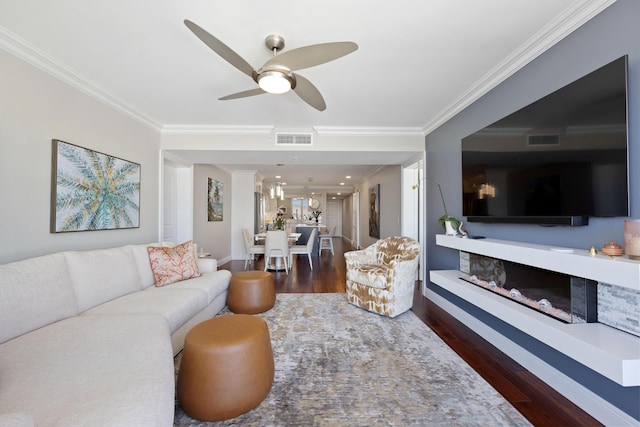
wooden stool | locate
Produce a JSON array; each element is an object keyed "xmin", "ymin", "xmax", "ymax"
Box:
[
  {"xmin": 228, "ymin": 270, "xmax": 275, "ymax": 314},
  {"xmin": 177, "ymin": 314, "xmax": 274, "ymax": 421}
]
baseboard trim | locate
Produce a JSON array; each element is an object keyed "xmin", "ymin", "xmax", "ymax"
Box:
[
  {"xmin": 426, "ymin": 289, "xmax": 637, "ymax": 427},
  {"xmin": 217, "ymin": 255, "xmax": 232, "ymax": 267}
]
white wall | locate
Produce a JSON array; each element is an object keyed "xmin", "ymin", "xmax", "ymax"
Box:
[
  {"xmin": 192, "ymin": 164, "xmax": 231, "ymax": 261},
  {"xmin": 357, "ymin": 165, "xmax": 402, "ymax": 248},
  {"xmin": 0, "ymin": 50, "xmax": 160, "ymax": 264},
  {"xmin": 231, "ymin": 170, "xmax": 258, "ymax": 261}
]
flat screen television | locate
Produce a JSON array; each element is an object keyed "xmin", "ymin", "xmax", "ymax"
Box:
[{"xmin": 462, "ymin": 55, "xmax": 629, "ymax": 226}]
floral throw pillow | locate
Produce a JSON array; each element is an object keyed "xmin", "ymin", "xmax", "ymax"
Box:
[{"xmin": 147, "ymin": 240, "xmax": 201, "ymax": 287}]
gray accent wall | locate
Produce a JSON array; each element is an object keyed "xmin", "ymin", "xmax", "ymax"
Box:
[{"xmin": 425, "ymin": 0, "xmax": 639, "ymax": 420}]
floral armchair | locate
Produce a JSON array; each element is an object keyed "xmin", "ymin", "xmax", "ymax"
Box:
[{"xmin": 344, "ymin": 236, "xmax": 420, "ymax": 317}]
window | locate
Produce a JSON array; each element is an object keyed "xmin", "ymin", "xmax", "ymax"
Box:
[{"xmin": 291, "ymin": 198, "xmax": 312, "ymax": 220}]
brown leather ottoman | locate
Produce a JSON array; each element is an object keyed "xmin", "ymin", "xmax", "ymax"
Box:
[
  {"xmin": 228, "ymin": 270, "xmax": 275, "ymax": 314},
  {"xmin": 176, "ymin": 314, "xmax": 274, "ymax": 421}
]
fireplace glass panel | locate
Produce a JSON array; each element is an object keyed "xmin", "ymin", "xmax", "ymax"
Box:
[{"xmin": 459, "ymin": 252, "xmax": 596, "ymax": 323}]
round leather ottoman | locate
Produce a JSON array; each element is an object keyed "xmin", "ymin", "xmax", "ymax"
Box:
[
  {"xmin": 177, "ymin": 314, "xmax": 274, "ymax": 421},
  {"xmin": 228, "ymin": 270, "xmax": 275, "ymax": 314}
]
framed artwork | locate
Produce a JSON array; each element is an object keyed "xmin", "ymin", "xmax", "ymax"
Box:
[
  {"xmin": 208, "ymin": 178, "xmax": 223, "ymax": 221},
  {"xmin": 368, "ymin": 184, "xmax": 380, "ymax": 238},
  {"xmin": 51, "ymin": 139, "xmax": 140, "ymax": 233}
]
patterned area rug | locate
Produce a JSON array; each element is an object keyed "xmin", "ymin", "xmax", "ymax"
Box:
[{"xmin": 174, "ymin": 293, "xmax": 531, "ymax": 426}]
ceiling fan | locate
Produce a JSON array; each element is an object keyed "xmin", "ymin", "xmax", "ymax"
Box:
[{"xmin": 184, "ymin": 20, "xmax": 358, "ymax": 111}]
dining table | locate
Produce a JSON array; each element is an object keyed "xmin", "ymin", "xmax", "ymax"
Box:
[
  {"xmin": 254, "ymin": 231, "xmax": 302, "ymax": 271},
  {"xmin": 254, "ymin": 231, "xmax": 302, "ymax": 242}
]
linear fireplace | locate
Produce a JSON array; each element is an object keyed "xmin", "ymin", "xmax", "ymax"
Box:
[{"xmin": 459, "ymin": 252, "xmax": 597, "ymax": 323}]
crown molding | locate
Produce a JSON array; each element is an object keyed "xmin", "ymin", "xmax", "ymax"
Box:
[
  {"xmin": 162, "ymin": 125, "xmax": 275, "ymax": 134},
  {"xmin": 162, "ymin": 125, "xmax": 424, "ymax": 137},
  {"xmin": 0, "ymin": 25, "xmax": 162, "ymax": 131},
  {"xmin": 313, "ymin": 126, "xmax": 424, "ymax": 136},
  {"xmin": 421, "ymin": 0, "xmax": 617, "ymax": 135}
]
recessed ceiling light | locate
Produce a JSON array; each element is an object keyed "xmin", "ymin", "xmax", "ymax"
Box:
[
  {"xmin": 275, "ymin": 175, "xmax": 281, "ymax": 179},
  {"xmin": 337, "ymin": 193, "xmax": 341, "ymax": 195},
  {"xmin": 346, "ymin": 175, "xmax": 351, "ymax": 179},
  {"xmin": 340, "ymin": 182, "xmax": 345, "ymax": 185}
]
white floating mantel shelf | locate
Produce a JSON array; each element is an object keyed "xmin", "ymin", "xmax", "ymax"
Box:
[
  {"xmin": 429, "ymin": 270, "xmax": 640, "ymax": 387},
  {"xmin": 435, "ymin": 235, "xmax": 640, "ymax": 291},
  {"xmin": 431, "ymin": 234, "xmax": 640, "ymax": 387}
]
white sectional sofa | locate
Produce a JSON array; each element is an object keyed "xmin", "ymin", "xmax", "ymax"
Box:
[{"xmin": 0, "ymin": 242, "xmax": 232, "ymax": 427}]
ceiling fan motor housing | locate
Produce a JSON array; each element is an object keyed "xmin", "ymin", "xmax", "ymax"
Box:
[{"xmin": 265, "ymin": 34, "xmax": 285, "ymax": 52}]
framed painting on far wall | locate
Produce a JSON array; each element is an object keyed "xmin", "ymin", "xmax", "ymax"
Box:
[
  {"xmin": 208, "ymin": 178, "xmax": 223, "ymax": 221},
  {"xmin": 368, "ymin": 184, "xmax": 380, "ymax": 238},
  {"xmin": 50, "ymin": 139, "xmax": 140, "ymax": 233}
]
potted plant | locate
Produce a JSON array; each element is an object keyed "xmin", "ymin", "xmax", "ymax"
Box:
[
  {"xmin": 434, "ymin": 183, "xmax": 461, "ymax": 235},
  {"xmin": 413, "ymin": 180, "xmax": 460, "ymax": 235},
  {"xmin": 273, "ymin": 214, "xmax": 287, "ymax": 230}
]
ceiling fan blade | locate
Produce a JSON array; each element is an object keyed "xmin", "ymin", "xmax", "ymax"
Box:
[
  {"xmin": 292, "ymin": 74, "xmax": 326, "ymax": 111},
  {"xmin": 184, "ymin": 20, "xmax": 256, "ymax": 78},
  {"xmin": 262, "ymin": 42, "xmax": 358, "ymax": 72},
  {"xmin": 219, "ymin": 88, "xmax": 266, "ymax": 100}
]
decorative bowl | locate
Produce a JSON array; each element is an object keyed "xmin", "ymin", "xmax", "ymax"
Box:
[{"xmin": 602, "ymin": 240, "xmax": 624, "ymax": 257}]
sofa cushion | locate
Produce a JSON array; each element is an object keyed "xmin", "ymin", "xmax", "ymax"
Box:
[
  {"xmin": 63, "ymin": 246, "xmax": 143, "ymax": 313},
  {"xmin": 0, "ymin": 253, "xmax": 77, "ymax": 344},
  {"xmin": 168, "ymin": 270, "xmax": 231, "ymax": 304},
  {"xmin": 127, "ymin": 243, "xmax": 159, "ymax": 289},
  {"xmin": 82, "ymin": 287, "xmax": 208, "ymax": 333},
  {"xmin": 147, "ymin": 240, "xmax": 201, "ymax": 287},
  {"xmin": 0, "ymin": 314, "xmax": 174, "ymax": 427},
  {"xmin": 346, "ymin": 264, "xmax": 389, "ymax": 289},
  {"xmin": 376, "ymin": 236, "xmax": 420, "ymax": 264}
]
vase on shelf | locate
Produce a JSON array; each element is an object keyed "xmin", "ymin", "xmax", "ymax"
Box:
[
  {"xmin": 624, "ymin": 219, "xmax": 640, "ymax": 260},
  {"xmin": 444, "ymin": 220, "xmax": 457, "ymax": 236}
]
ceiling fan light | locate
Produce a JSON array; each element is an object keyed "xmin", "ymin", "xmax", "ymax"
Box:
[{"xmin": 258, "ymin": 71, "xmax": 292, "ymax": 94}]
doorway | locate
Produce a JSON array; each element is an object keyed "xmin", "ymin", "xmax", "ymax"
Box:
[
  {"xmin": 161, "ymin": 159, "xmax": 193, "ymax": 243},
  {"xmin": 402, "ymin": 157, "xmax": 424, "ymax": 282}
]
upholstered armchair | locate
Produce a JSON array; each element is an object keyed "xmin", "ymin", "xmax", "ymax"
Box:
[{"xmin": 345, "ymin": 236, "xmax": 420, "ymax": 317}]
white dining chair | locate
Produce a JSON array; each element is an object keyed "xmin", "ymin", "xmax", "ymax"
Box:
[
  {"xmin": 319, "ymin": 224, "xmax": 336, "ymax": 255},
  {"xmin": 264, "ymin": 230, "xmax": 289, "ymax": 274},
  {"xmin": 289, "ymin": 228, "xmax": 316, "ymax": 271},
  {"xmin": 242, "ymin": 228, "xmax": 265, "ymax": 270}
]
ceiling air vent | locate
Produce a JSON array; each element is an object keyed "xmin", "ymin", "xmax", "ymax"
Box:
[
  {"xmin": 527, "ymin": 134, "xmax": 560, "ymax": 146},
  {"xmin": 276, "ymin": 133, "xmax": 313, "ymax": 146}
]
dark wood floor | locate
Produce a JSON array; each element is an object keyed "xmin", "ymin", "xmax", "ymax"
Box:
[{"xmin": 220, "ymin": 237, "xmax": 602, "ymax": 427}]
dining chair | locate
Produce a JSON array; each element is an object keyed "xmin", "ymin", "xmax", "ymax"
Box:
[
  {"xmin": 289, "ymin": 228, "xmax": 316, "ymax": 271},
  {"xmin": 242, "ymin": 228, "xmax": 265, "ymax": 270},
  {"xmin": 319, "ymin": 224, "xmax": 336, "ymax": 255},
  {"xmin": 264, "ymin": 230, "xmax": 289, "ymax": 274}
]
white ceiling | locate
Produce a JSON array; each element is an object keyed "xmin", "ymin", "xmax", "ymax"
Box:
[{"xmin": 0, "ymin": 0, "xmax": 614, "ymax": 194}]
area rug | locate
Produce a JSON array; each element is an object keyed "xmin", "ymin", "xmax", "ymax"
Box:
[{"xmin": 174, "ymin": 293, "xmax": 531, "ymax": 426}]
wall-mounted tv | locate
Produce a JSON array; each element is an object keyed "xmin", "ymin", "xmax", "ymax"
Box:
[{"xmin": 462, "ymin": 55, "xmax": 629, "ymax": 226}]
